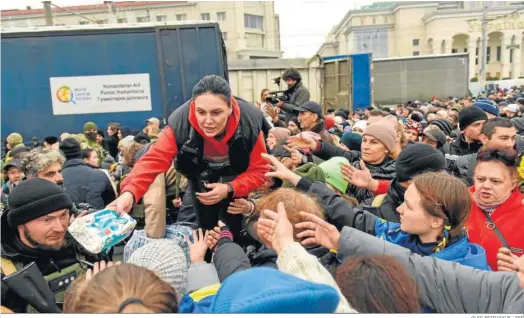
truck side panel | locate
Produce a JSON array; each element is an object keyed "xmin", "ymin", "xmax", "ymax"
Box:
[
  {"xmin": 1, "ymin": 24, "xmax": 228, "ymax": 141},
  {"xmin": 159, "ymin": 26, "xmax": 226, "ymax": 115},
  {"xmin": 372, "ymin": 54, "xmax": 469, "ymax": 105},
  {"xmin": 2, "ymin": 31, "xmax": 163, "ymax": 140}
]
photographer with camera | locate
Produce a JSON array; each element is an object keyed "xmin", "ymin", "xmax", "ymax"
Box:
[
  {"xmin": 275, "ymin": 68, "xmax": 311, "ymax": 122},
  {"xmin": 107, "ymin": 75, "xmax": 268, "ymax": 241}
]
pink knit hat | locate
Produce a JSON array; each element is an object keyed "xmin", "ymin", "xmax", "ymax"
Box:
[
  {"xmin": 362, "ymin": 115, "xmax": 398, "ymax": 152},
  {"xmin": 269, "ymin": 127, "xmax": 291, "ymax": 142}
]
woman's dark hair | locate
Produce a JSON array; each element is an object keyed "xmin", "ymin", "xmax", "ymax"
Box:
[
  {"xmin": 476, "ymin": 149, "xmax": 518, "ymax": 168},
  {"xmin": 336, "ymin": 255, "xmax": 420, "ymax": 313},
  {"xmin": 81, "ymin": 148, "xmax": 95, "ymax": 160},
  {"xmin": 192, "ymin": 75, "xmax": 231, "ymax": 105},
  {"xmin": 282, "ymin": 68, "xmax": 302, "ymax": 82}
]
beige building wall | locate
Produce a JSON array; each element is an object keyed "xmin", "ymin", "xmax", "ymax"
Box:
[
  {"xmin": 317, "ymin": 1, "xmax": 524, "ymax": 82},
  {"xmin": 1, "ymin": 1, "xmax": 282, "ymax": 60},
  {"xmin": 228, "ymin": 59, "xmax": 321, "ymax": 104}
]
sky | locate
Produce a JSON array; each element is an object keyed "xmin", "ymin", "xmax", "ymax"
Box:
[{"xmin": 0, "ymin": 0, "xmax": 375, "ymax": 58}]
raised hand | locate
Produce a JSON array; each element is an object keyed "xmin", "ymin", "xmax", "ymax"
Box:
[
  {"xmin": 295, "ymin": 211, "xmax": 340, "ymax": 250},
  {"xmin": 262, "ymin": 153, "xmax": 301, "ymax": 186},
  {"xmin": 340, "ymin": 159, "xmax": 376, "ymax": 190},
  {"xmin": 186, "ymin": 228, "xmax": 209, "ymax": 264},
  {"xmin": 256, "ymin": 202, "xmax": 294, "ymax": 254}
]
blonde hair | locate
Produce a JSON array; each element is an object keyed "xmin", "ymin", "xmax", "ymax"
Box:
[
  {"xmin": 257, "ymin": 188, "xmax": 324, "ymax": 240},
  {"xmin": 64, "ymin": 264, "xmax": 178, "ymax": 313}
]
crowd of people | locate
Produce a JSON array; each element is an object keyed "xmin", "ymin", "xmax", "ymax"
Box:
[{"xmin": 1, "ymin": 70, "xmax": 524, "ymax": 314}]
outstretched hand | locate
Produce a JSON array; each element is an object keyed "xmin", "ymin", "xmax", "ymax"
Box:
[
  {"xmin": 295, "ymin": 211, "xmax": 340, "ymax": 250},
  {"xmin": 262, "ymin": 153, "xmax": 301, "ymax": 186},
  {"xmin": 340, "ymin": 159, "xmax": 377, "ymax": 190},
  {"xmin": 186, "ymin": 228, "xmax": 209, "ymax": 264},
  {"xmin": 196, "ymin": 183, "xmax": 229, "ymax": 206},
  {"xmin": 256, "ymin": 202, "xmax": 294, "ymax": 254},
  {"xmin": 287, "ymin": 133, "xmax": 319, "ymax": 151},
  {"xmin": 283, "ymin": 145, "xmax": 304, "ymax": 167},
  {"xmin": 85, "ymin": 260, "xmax": 121, "ymax": 281}
]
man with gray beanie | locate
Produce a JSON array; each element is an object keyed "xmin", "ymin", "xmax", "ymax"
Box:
[{"xmin": 0, "ymin": 178, "xmax": 101, "ymax": 313}]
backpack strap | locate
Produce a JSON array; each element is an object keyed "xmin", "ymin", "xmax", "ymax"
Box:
[
  {"xmin": 0, "ymin": 257, "xmax": 18, "ymax": 276},
  {"xmin": 371, "ymin": 194, "xmax": 387, "ymax": 208}
]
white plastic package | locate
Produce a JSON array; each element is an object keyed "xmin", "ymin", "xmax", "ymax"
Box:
[{"xmin": 68, "ymin": 209, "xmax": 136, "ymax": 254}]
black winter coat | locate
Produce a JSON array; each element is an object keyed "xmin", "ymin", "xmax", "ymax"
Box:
[
  {"xmin": 347, "ymin": 157, "xmax": 396, "ymax": 203},
  {"xmin": 0, "ymin": 212, "xmax": 101, "ymax": 313},
  {"xmin": 442, "ymin": 134, "xmax": 483, "ymax": 156},
  {"xmin": 106, "ymin": 135, "xmax": 120, "ymax": 159},
  {"xmin": 360, "ymin": 178, "xmax": 406, "ymax": 222},
  {"xmin": 279, "ymin": 81, "xmax": 310, "ymax": 122},
  {"xmin": 62, "ymin": 159, "xmax": 116, "ymax": 210}
]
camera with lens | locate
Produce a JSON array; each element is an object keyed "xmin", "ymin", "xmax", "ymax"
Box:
[{"xmin": 265, "ymin": 77, "xmax": 287, "ymax": 105}]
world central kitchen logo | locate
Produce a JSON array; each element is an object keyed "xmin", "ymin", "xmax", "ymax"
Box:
[
  {"xmin": 56, "ymin": 86, "xmax": 76, "ymax": 104},
  {"xmin": 56, "ymin": 86, "xmax": 92, "ymax": 103}
]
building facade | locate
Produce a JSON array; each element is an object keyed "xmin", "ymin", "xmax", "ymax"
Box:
[
  {"xmin": 317, "ymin": 1, "xmax": 524, "ymax": 81},
  {"xmin": 1, "ymin": 1, "xmax": 282, "ymax": 60}
]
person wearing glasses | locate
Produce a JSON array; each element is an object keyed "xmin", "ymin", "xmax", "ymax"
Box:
[{"xmin": 466, "ymin": 149, "xmax": 524, "ymax": 271}]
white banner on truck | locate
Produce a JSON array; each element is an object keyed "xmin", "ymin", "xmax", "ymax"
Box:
[{"xmin": 50, "ymin": 73, "xmax": 152, "ymax": 115}]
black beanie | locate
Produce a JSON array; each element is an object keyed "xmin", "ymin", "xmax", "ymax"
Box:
[
  {"xmin": 396, "ymin": 144, "xmax": 446, "ymax": 182},
  {"xmin": 7, "ymin": 178, "xmax": 73, "ymax": 227},
  {"xmin": 134, "ymin": 132, "xmax": 151, "ymax": 145},
  {"xmin": 431, "ymin": 119, "xmax": 453, "ymax": 136},
  {"xmin": 44, "ymin": 136, "xmax": 59, "ymax": 145},
  {"xmin": 59, "ymin": 138, "xmax": 82, "ymax": 160},
  {"xmin": 459, "ymin": 107, "xmax": 488, "ymax": 131}
]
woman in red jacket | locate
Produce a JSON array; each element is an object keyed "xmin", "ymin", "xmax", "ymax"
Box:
[
  {"xmin": 108, "ymin": 75, "xmax": 268, "ymax": 238},
  {"xmin": 466, "ymin": 149, "xmax": 524, "ymax": 270}
]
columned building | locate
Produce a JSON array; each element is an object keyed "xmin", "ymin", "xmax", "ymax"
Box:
[{"xmin": 317, "ymin": 1, "xmax": 524, "ymax": 81}]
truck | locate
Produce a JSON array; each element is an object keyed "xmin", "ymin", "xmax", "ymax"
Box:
[
  {"xmin": 319, "ymin": 53, "xmax": 373, "ymax": 112},
  {"xmin": 372, "ymin": 53, "xmax": 469, "ymax": 105},
  {"xmin": 319, "ymin": 53, "xmax": 469, "ymax": 109},
  {"xmin": 1, "ymin": 22, "xmax": 228, "ymax": 143}
]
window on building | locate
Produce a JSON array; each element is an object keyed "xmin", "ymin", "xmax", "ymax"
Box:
[
  {"xmin": 79, "ymin": 21, "xmax": 90, "ymax": 25},
  {"xmin": 201, "ymin": 13, "xmax": 210, "ymax": 20},
  {"xmin": 96, "ymin": 19, "xmax": 108, "ymax": 24},
  {"xmin": 475, "ymin": 47, "xmax": 479, "ymax": 65},
  {"xmin": 413, "ymin": 39, "xmax": 419, "ymax": 46},
  {"xmin": 55, "ymin": 23, "xmax": 66, "ymax": 26},
  {"xmin": 452, "ymin": 48, "xmax": 457, "ymax": 53},
  {"xmin": 464, "ymin": 48, "xmax": 468, "ymax": 53},
  {"xmin": 372, "ymin": 16, "xmax": 376, "ymax": 24},
  {"xmin": 117, "ymin": 18, "xmax": 127, "ymax": 23},
  {"xmin": 413, "ymin": 51, "xmax": 420, "ymax": 56},
  {"xmin": 156, "ymin": 15, "xmax": 167, "ymax": 22},
  {"xmin": 496, "ymin": 72, "xmax": 501, "ymax": 78},
  {"xmin": 222, "ymin": 32, "xmax": 227, "ymax": 40},
  {"xmin": 510, "ymin": 49, "xmax": 514, "ymax": 63},
  {"xmin": 137, "ymin": 16, "xmax": 150, "ymax": 23},
  {"xmin": 244, "ymin": 14, "xmax": 264, "ymax": 30},
  {"xmin": 217, "ymin": 12, "xmax": 226, "ymax": 21},
  {"xmin": 496, "ymin": 45, "xmax": 502, "ymax": 61},
  {"xmin": 176, "ymin": 14, "xmax": 187, "ymax": 21},
  {"xmin": 487, "ymin": 47, "xmax": 491, "ymax": 63}
]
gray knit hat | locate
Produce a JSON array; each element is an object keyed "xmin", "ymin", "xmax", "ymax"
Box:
[{"xmin": 127, "ymin": 239, "xmax": 188, "ymax": 295}]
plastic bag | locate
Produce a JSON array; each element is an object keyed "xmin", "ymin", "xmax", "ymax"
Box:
[{"xmin": 68, "ymin": 209, "xmax": 136, "ymax": 254}]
